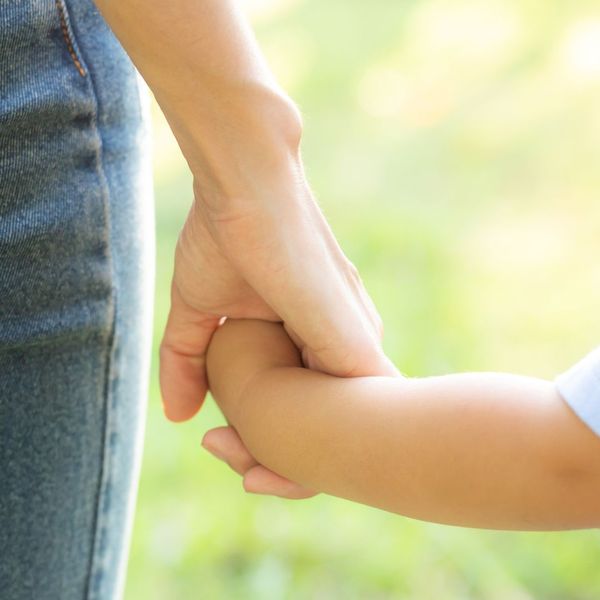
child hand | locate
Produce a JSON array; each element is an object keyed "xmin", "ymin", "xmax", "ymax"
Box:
[
  {"xmin": 203, "ymin": 318, "xmax": 319, "ymax": 499},
  {"xmin": 202, "ymin": 425, "xmax": 318, "ymax": 499}
]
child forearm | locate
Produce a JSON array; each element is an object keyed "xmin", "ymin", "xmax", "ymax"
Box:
[
  {"xmin": 219, "ymin": 364, "xmax": 600, "ymax": 530},
  {"xmin": 206, "ymin": 320, "xmax": 600, "ymax": 530}
]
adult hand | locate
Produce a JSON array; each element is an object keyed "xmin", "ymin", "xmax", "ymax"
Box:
[
  {"xmin": 159, "ymin": 167, "xmax": 397, "ymax": 422},
  {"xmin": 92, "ymin": 0, "xmax": 396, "ymax": 492}
]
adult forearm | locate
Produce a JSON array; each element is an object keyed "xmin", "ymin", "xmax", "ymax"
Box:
[
  {"xmin": 228, "ymin": 369, "xmax": 600, "ymax": 530},
  {"xmin": 93, "ymin": 0, "xmax": 303, "ymax": 201}
]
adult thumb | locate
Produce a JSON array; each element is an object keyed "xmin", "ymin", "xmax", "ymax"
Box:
[{"xmin": 159, "ymin": 279, "xmax": 221, "ymax": 422}]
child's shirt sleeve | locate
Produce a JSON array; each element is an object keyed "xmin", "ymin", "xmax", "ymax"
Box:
[{"xmin": 555, "ymin": 345, "xmax": 600, "ymax": 437}]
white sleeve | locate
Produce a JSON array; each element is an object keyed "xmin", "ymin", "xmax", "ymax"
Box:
[{"xmin": 555, "ymin": 346, "xmax": 600, "ymax": 437}]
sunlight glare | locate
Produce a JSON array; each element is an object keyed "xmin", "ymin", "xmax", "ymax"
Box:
[{"xmin": 559, "ymin": 19, "xmax": 600, "ymax": 83}]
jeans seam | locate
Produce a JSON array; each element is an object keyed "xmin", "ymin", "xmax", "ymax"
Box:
[
  {"xmin": 85, "ymin": 289, "xmax": 118, "ymax": 600},
  {"xmin": 66, "ymin": 21, "xmax": 118, "ymax": 598},
  {"xmin": 54, "ymin": 0, "xmax": 87, "ymax": 77}
]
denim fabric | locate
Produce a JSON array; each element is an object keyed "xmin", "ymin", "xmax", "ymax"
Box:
[{"xmin": 0, "ymin": 1, "xmax": 155, "ymax": 599}]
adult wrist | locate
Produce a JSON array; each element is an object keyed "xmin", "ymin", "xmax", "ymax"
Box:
[{"xmin": 158, "ymin": 81, "xmax": 304, "ymax": 207}]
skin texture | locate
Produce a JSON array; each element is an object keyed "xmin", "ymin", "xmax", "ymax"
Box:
[
  {"xmin": 93, "ymin": 0, "xmax": 397, "ymax": 434},
  {"xmin": 205, "ymin": 319, "xmax": 600, "ymax": 531}
]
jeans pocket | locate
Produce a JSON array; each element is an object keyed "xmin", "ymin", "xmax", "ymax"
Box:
[{"xmin": 54, "ymin": 0, "xmax": 87, "ymax": 77}]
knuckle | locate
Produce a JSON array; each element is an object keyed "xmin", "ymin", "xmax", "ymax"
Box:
[{"xmin": 158, "ymin": 340, "xmax": 170, "ymax": 360}]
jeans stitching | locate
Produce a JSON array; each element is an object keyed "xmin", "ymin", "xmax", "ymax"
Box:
[
  {"xmin": 85, "ymin": 289, "xmax": 118, "ymax": 600},
  {"xmin": 54, "ymin": 0, "xmax": 87, "ymax": 77},
  {"xmin": 64, "ymin": 22, "xmax": 119, "ymax": 597}
]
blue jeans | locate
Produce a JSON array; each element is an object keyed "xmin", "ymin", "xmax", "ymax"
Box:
[{"xmin": 0, "ymin": 1, "xmax": 155, "ymax": 598}]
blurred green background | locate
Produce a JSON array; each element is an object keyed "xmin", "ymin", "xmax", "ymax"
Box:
[{"xmin": 125, "ymin": 0, "xmax": 600, "ymax": 598}]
